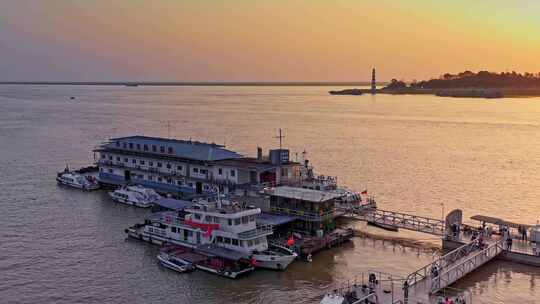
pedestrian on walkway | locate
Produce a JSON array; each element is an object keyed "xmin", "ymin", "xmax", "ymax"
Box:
[{"xmin": 506, "ymin": 236, "xmax": 513, "ymax": 251}]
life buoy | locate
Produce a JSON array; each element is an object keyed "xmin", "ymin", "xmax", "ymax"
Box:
[{"xmin": 306, "ymin": 254, "xmax": 313, "ymax": 263}]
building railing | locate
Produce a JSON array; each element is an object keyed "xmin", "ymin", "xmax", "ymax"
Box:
[
  {"xmin": 269, "ymin": 207, "xmax": 334, "ymax": 221},
  {"xmin": 237, "ymin": 224, "xmax": 274, "ymax": 239}
]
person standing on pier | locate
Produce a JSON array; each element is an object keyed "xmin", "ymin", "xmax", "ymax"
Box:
[{"xmin": 506, "ymin": 235, "xmax": 513, "ymax": 251}]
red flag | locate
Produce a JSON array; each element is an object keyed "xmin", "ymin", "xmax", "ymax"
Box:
[
  {"xmin": 250, "ymin": 257, "xmax": 258, "ymax": 266},
  {"xmin": 361, "ymin": 190, "xmax": 368, "ymax": 195},
  {"xmin": 287, "ymin": 236, "xmax": 295, "ymax": 247}
]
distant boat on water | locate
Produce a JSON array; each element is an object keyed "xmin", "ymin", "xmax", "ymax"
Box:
[
  {"xmin": 329, "ymin": 89, "xmax": 363, "ymax": 96},
  {"xmin": 125, "ymin": 83, "xmax": 139, "ymax": 87}
]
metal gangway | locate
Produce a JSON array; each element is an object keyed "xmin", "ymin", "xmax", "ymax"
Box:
[
  {"xmin": 355, "ymin": 208, "xmax": 445, "ymax": 236},
  {"xmin": 405, "ymin": 238, "xmax": 505, "ymax": 299}
]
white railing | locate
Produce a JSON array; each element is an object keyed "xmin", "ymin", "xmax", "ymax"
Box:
[{"xmin": 366, "ymin": 209, "xmax": 444, "ymax": 236}]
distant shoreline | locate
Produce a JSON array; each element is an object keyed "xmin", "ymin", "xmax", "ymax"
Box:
[
  {"xmin": 355, "ymin": 87, "xmax": 540, "ymax": 98},
  {"xmin": 0, "ymin": 81, "xmax": 386, "ymax": 87}
]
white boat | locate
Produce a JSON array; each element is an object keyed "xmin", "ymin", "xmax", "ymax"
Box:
[
  {"xmin": 157, "ymin": 252, "xmax": 195, "ymax": 273},
  {"xmin": 109, "ymin": 186, "xmax": 155, "ymax": 208},
  {"xmin": 56, "ymin": 171, "xmax": 100, "ymax": 190},
  {"xmin": 124, "ymin": 185, "xmax": 161, "ymax": 203},
  {"xmin": 126, "ymin": 198, "xmax": 297, "ymax": 270}
]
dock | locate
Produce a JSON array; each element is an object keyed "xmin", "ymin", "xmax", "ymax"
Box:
[{"xmin": 323, "ymin": 207, "xmax": 540, "ymax": 303}]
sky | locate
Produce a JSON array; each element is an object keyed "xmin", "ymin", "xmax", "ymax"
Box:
[{"xmin": 1, "ymin": 0, "xmax": 539, "ymax": 82}]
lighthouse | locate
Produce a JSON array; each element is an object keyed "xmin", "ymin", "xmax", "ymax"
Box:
[{"xmin": 371, "ymin": 68, "xmax": 376, "ymax": 94}]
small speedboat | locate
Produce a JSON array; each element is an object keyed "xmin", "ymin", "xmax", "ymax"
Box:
[
  {"xmin": 109, "ymin": 186, "xmax": 154, "ymax": 208},
  {"xmin": 252, "ymin": 243, "xmax": 297, "ymax": 270},
  {"xmin": 157, "ymin": 252, "xmax": 195, "ymax": 273},
  {"xmin": 56, "ymin": 171, "xmax": 100, "ymax": 190}
]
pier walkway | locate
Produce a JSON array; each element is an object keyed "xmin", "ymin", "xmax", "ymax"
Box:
[{"xmin": 340, "ymin": 208, "xmax": 445, "ymax": 236}]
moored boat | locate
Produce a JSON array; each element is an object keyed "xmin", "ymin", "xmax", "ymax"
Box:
[
  {"xmin": 56, "ymin": 168, "xmax": 100, "ymax": 191},
  {"xmin": 109, "ymin": 185, "xmax": 160, "ymax": 208}
]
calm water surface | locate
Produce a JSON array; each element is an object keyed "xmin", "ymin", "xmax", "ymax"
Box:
[{"xmin": 1, "ymin": 85, "xmax": 540, "ymax": 303}]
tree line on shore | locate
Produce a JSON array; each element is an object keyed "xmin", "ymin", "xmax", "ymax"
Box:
[{"xmin": 384, "ymin": 71, "xmax": 540, "ymax": 90}]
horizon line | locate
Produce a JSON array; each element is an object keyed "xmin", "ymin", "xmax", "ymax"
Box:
[{"xmin": 0, "ymin": 81, "xmax": 388, "ymax": 87}]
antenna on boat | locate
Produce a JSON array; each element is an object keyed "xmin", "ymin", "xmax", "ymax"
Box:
[{"xmin": 275, "ymin": 128, "xmax": 285, "ymax": 150}]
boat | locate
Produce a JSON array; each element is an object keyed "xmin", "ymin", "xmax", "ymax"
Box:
[
  {"xmin": 126, "ymin": 198, "xmax": 297, "ymax": 270},
  {"xmin": 56, "ymin": 167, "xmax": 100, "ymax": 190},
  {"xmin": 109, "ymin": 185, "xmax": 161, "ymax": 208},
  {"xmin": 367, "ymin": 221, "xmax": 399, "ymax": 232},
  {"xmin": 157, "ymin": 246, "xmax": 196, "ymax": 273}
]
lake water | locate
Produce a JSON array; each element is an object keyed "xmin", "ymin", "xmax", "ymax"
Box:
[{"xmin": 1, "ymin": 85, "xmax": 539, "ymax": 303}]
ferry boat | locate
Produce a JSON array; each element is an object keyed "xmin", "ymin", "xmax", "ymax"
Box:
[
  {"xmin": 109, "ymin": 185, "xmax": 161, "ymax": 208},
  {"xmin": 56, "ymin": 170, "xmax": 100, "ymax": 190},
  {"xmin": 126, "ymin": 199, "xmax": 297, "ymax": 270}
]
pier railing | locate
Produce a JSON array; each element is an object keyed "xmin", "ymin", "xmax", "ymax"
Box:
[{"xmin": 365, "ymin": 209, "xmax": 444, "ymax": 236}]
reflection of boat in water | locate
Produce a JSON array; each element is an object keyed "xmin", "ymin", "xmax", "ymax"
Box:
[{"xmin": 367, "ymin": 221, "xmax": 399, "ymax": 232}]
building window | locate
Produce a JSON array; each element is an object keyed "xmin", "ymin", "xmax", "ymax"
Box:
[
  {"xmin": 148, "ymin": 175, "xmax": 153, "ymax": 181},
  {"xmin": 152, "ymin": 145, "xmax": 157, "ymax": 152},
  {"xmin": 108, "ymin": 168, "xmax": 113, "ymax": 173},
  {"xmin": 224, "ymin": 238, "xmax": 231, "ymax": 244},
  {"xmin": 203, "ymin": 185, "xmax": 209, "ymax": 190},
  {"xmin": 124, "ymin": 158, "xmax": 128, "ymax": 162},
  {"xmin": 108, "ymin": 156, "xmax": 113, "ymax": 160},
  {"xmin": 176, "ymin": 180, "xmax": 183, "ymax": 186},
  {"xmin": 249, "ymin": 215, "xmax": 255, "ymax": 222},
  {"xmin": 157, "ymin": 162, "xmax": 162, "ymax": 168},
  {"xmin": 171, "ymin": 227, "xmax": 177, "ymax": 233},
  {"xmin": 140, "ymin": 160, "xmax": 145, "ymax": 165},
  {"xmin": 230, "ymin": 169, "xmax": 236, "ymax": 177},
  {"xmin": 143, "ymin": 144, "xmax": 148, "ymax": 151},
  {"xmin": 188, "ymin": 183, "xmax": 193, "ymax": 187},
  {"xmin": 129, "ymin": 143, "xmax": 133, "ymax": 149},
  {"xmin": 234, "ymin": 218, "xmax": 241, "ymax": 225},
  {"xmin": 160, "ymin": 146, "xmax": 165, "ymax": 153},
  {"xmin": 166, "ymin": 163, "xmax": 171, "ymax": 169},
  {"xmin": 149, "ymin": 161, "xmax": 153, "ymax": 167},
  {"xmin": 132, "ymin": 159, "xmax": 136, "ymax": 164},
  {"xmin": 218, "ymin": 168, "xmax": 222, "ymax": 175},
  {"xmin": 177, "ymin": 165, "xmax": 183, "ymax": 171},
  {"xmin": 200, "ymin": 169, "xmax": 207, "ymax": 174},
  {"xmin": 116, "ymin": 156, "xmax": 120, "ymax": 161},
  {"xmin": 136, "ymin": 144, "xmax": 141, "ymax": 150},
  {"xmin": 123, "ymin": 142, "xmax": 127, "ymax": 149},
  {"xmin": 101, "ymin": 154, "xmax": 106, "ymax": 159},
  {"xmin": 157, "ymin": 177, "xmax": 163, "ymax": 182},
  {"xmin": 248, "ymin": 240, "xmax": 254, "ymax": 247},
  {"xmin": 115, "ymin": 141, "xmax": 120, "ymax": 147},
  {"xmin": 168, "ymin": 147, "xmax": 173, "ymax": 154},
  {"xmin": 193, "ymin": 168, "xmax": 199, "ymax": 173},
  {"xmin": 228, "ymin": 219, "xmax": 232, "ymax": 226},
  {"xmin": 232, "ymin": 239, "xmax": 239, "ymax": 246}
]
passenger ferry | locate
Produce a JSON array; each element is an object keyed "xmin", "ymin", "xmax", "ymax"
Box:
[
  {"xmin": 109, "ymin": 185, "xmax": 161, "ymax": 208},
  {"xmin": 56, "ymin": 170, "xmax": 100, "ymax": 191},
  {"xmin": 126, "ymin": 199, "xmax": 297, "ymax": 270}
]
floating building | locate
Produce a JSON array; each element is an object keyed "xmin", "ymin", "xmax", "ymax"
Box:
[{"xmin": 94, "ymin": 136, "xmax": 302, "ymax": 197}]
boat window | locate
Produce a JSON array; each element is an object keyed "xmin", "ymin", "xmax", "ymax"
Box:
[
  {"xmin": 193, "ymin": 168, "xmax": 199, "ymax": 173},
  {"xmin": 140, "ymin": 160, "xmax": 145, "ymax": 165},
  {"xmin": 116, "ymin": 141, "xmax": 120, "ymax": 147},
  {"xmin": 116, "ymin": 156, "xmax": 120, "ymax": 161},
  {"xmin": 234, "ymin": 218, "xmax": 241, "ymax": 225},
  {"xmin": 204, "ymin": 215, "xmax": 211, "ymax": 222},
  {"xmin": 230, "ymin": 169, "xmax": 236, "ymax": 177},
  {"xmin": 248, "ymin": 240, "xmax": 254, "ymax": 247},
  {"xmin": 200, "ymin": 169, "xmax": 207, "ymax": 174},
  {"xmin": 99, "ymin": 168, "xmax": 103, "ymax": 172},
  {"xmin": 124, "ymin": 158, "xmax": 128, "ymax": 162},
  {"xmin": 249, "ymin": 215, "xmax": 255, "ymax": 222},
  {"xmin": 218, "ymin": 168, "xmax": 222, "ymax": 175},
  {"xmin": 157, "ymin": 162, "xmax": 162, "ymax": 168},
  {"xmin": 123, "ymin": 142, "xmax": 127, "ymax": 149},
  {"xmin": 224, "ymin": 237, "xmax": 231, "ymax": 244},
  {"xmin": 194, "ymin": 213, "xmax": 201, "ymax": 220},
  {"xmin": 177, "ymin": 165, "xmax": 182, "ymax": 171},
  {"xmin": 108, "ymin": 169, "xmax": 113, "ymax": 173},
  {"xmin": 188, "ymin": 183, "xmax": 193, "ymax": 187},
  {"xmin": 132, "ymin": 159, "xmax": 137, "ymax": 164},
  {"xmin": 166, "ymin": 163, "xmax": 171, "ymax": 169},
  {"xmin": 160, "ymin": 146, "xmax": 165, "ymax": 153},
  {"xmin": 129, "ymin": 143, "xmax": 133, "ymax": 149},
  {"xmin": 136, "ymin": 144, "xmax": 141, "ymax": 150},
  {"xmin": 148, "ymin": 175, "xmax": 153, "ymax": 180},
  {"xmin": 101, "ymin": 154, "xmax": 106, "ymax": 159},
  {"xmin": 242, "ymin": 217, "xmax": 248, "ymax": 224},
  {"xmin": 157, "ymin": 177, "xmax": 163, "ymax": 182},
  {"xmin": 203, "ymin": 185, "xmax": 209, "ymax": 190},
  {"xmin": 232, "ymin": 239, "xmax": 239, "ymax": 246},
  {"xmin": 213, "ymin": 217, "xmax": 219, "ymax": 223},
  {"xmin": 143, "ymin": 144, "xmax": 148, "ymax": 151},
  {"xmin": 152, "ymin": 145, "xmax": 157, "ymax": 152},
  {"xmin": 228, "ymin": 219, "xmax": 232, "ymax": 226},
  {"xmin": 168, "ymin": 147, "xmax": 173, "ymax": 154},
  {"xmin": 109, "ymin": 155, "xmax": 112, "ymax": 160},
  {"xmin": 149, "ymin": 162, "xmax": 153, "ymax": 166},
  {"xmin": 217, "ymin": 236, "xmax": 223, "ymax": 243},
  {"xmin": 176, "ymin": 180, "xmax": 183, "ymax": 186},
  {"xmin": 171, "ymin": 227, "xmax": 177, "ymax": 233}
]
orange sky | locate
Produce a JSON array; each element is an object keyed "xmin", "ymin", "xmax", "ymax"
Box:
[{"xmin": 1, "ymin": 1, "xmax": 539, "ymax": 81}]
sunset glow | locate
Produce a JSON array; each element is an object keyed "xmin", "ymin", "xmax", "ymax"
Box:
[{"xmin": 1, "ymin": 0, "xmax": 539, "ymax": 81}]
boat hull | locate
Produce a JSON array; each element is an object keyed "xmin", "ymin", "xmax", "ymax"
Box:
[
  {"xmin": 252, "ymin": 253, "xmax": 296, "ymax": 270},
  {"xmin": 109, "ymin": 192, "xmax": 152, "ymax": 208},
  {"xmin": 56, "ymin": 177, "xmax": 100, "ymax": 190}
]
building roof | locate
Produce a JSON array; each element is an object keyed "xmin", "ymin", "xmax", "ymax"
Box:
[
  {"xmin": 267, "ymin": 186, "xmax": 343, "ymax": 202},
  {"xmin": 256, "ymin": 213, "xmax": 298, "ymax": 226},
  {"xmin": 104, "ymin": 136, "xmax": 243, "ymax": 161},
  {"xmin": 154, "ymin": 198, "xmax": 194, "ymax": 211}
]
